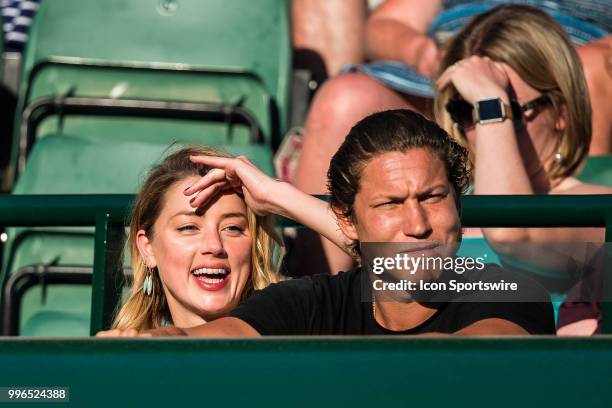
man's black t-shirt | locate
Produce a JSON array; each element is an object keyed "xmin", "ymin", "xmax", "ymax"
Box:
[{"xmin": 229, "ymin": 265, "xmax": 555, "ymax": 335}]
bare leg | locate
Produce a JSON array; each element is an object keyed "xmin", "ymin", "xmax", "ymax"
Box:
[
  {"xmin": 578, "ymin": 35, "xmax": 612, "ymax": 155},
  {"xmin": 292, "ymin": 72, "xmax": 431, "ymax": 274},
  {"xmin": 292, "ymin": 0, "xmax": 366, "ymax": 78}
]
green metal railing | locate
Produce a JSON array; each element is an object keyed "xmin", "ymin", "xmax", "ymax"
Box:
[
  {"xmin": 1, "ymin": 194, "xmax": 611, "ymax": 335},
  {"xmin": 0, "ymin": 195, "xmax": 131, "ymax": 335}
]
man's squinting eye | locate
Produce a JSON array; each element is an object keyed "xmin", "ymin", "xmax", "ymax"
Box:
[
  {"xmin": 422, "ymin": 192, "xmax": 447, "ymax": 203},
  {"xmin": 375, "ymin": 198, "xmax": 403, "ymax": 208}
]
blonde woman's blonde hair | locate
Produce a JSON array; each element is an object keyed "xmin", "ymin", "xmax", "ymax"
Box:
[
  {"xmin": 112, "ymin": 146, "xmax": 283, "ymax": 331},
  {"xmin": 434, "ymin": 4, "xmax": 591, "ymax": 180}
]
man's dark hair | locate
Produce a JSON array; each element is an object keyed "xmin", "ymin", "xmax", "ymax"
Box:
[{"xmin": 327, "ymin": 109, "xmax": 471, "ymax": 253}]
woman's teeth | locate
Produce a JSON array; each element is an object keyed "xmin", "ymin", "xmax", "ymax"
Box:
[{"xmin": 192, "ymin": 268, "xmax": 229, "ymax": 283}]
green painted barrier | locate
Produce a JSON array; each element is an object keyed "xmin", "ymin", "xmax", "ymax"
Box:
[{"xmin": 0, "ymin": 338, "xmax": 611, "ymax": 407}]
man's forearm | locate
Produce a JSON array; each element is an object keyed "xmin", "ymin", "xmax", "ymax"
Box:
[
  {"xmin": 142, "ymin": 318, "xmax": 260, "ymax": 337},
  {"xmin": 183, "ymin": 317, "xmax": 261, "ymax": 337}
]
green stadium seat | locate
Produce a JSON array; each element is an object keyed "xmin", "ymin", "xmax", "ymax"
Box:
[
  {"xmin": 14, "ymin": 134, "xmax": 274, "ymax": 194},
  {"xmin": 20, "ymin": 290, "xmax": 91, "ymax": 337},
  {"xmin": 22, "ymin": 65, "xmax": 271, "ymax": 144},
  {"xmin": 577, "ymin": 155, "xmax": 612, "ymax": 186},
  {"xmin": 22, "ymin": 0, "xmax": 289, "ymax": 122},
  {"xmin": 457, "ymin": 237, "xmax": 501, "ymax": 265},
  {"xmin": 8, "ymin": 0, "xmax": 290, "ymax": 187}
]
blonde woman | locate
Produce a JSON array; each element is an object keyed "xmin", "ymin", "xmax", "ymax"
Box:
[
  {"xmin": 98, "ymin": 146, "xmax": 348, "ymax": 335},
  {"xmin": 435, "ymin": 5, "xmax": 612, "ymax": 335}
]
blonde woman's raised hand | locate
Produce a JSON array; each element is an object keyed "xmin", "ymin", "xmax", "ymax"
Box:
[{"xmin": 185, "ymin": 155, "xmax": 282, "ymax": 216}]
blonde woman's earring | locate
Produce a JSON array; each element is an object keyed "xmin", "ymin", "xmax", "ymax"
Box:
[{"xmin": 144, "ymin": 266, "xmax": 154, "ymax": 296}]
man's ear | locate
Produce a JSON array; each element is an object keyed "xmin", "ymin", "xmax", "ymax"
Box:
[
  {"xmin": 136, "ymin": 230, "xmax": 157, "ymax": 268},
  {"xmin": 335, "ymin": 209, "xmax": 359, "ymax": 242}
]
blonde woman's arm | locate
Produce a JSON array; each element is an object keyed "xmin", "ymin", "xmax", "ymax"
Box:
[{"xmin": 184, "ymin": 155, "xmax": 352, "ymax": 253}]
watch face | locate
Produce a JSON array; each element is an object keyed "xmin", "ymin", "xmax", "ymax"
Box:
[{"xmin": 477, "ymin": 99, "xmax": 504, "ymax": 121}]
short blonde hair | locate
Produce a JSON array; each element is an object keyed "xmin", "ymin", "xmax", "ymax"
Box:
[
  {"xmin": 112, "ymin": 146, "xmax": 283, "ymax": 331},
  {"xmin": 434, "ymin": 5, "xmax": 591, "ymax": 180}
]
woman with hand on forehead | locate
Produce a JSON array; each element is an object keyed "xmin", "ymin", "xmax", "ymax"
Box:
[
  {"xmin": 97, "ymin": 146, "xmax": 349, "ymax": 336},
  {"xmin": 435, "ymin": 5, "xmax": 612, "ymax": 335}
]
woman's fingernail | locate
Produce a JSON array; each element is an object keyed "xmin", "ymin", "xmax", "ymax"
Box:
[
  {"xmin": 184, "ymin": 187, "xmax": 191, "ymax": 193},
  {"xmin": 189, "ymin": 197, "xmax": 195, "ymax": 204}
]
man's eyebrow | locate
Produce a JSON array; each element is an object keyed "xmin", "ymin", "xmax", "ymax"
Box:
[
  {"xmin": 415, "ymin": 184, "xmax": 450, "ymax": 199},
  {"xmin": 370, "ymin": 183, "xmax": 449, "ymax": 200},
  {"xmin": 419, "ymin": 184, "xmax": 450, "ymax": 194}
]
